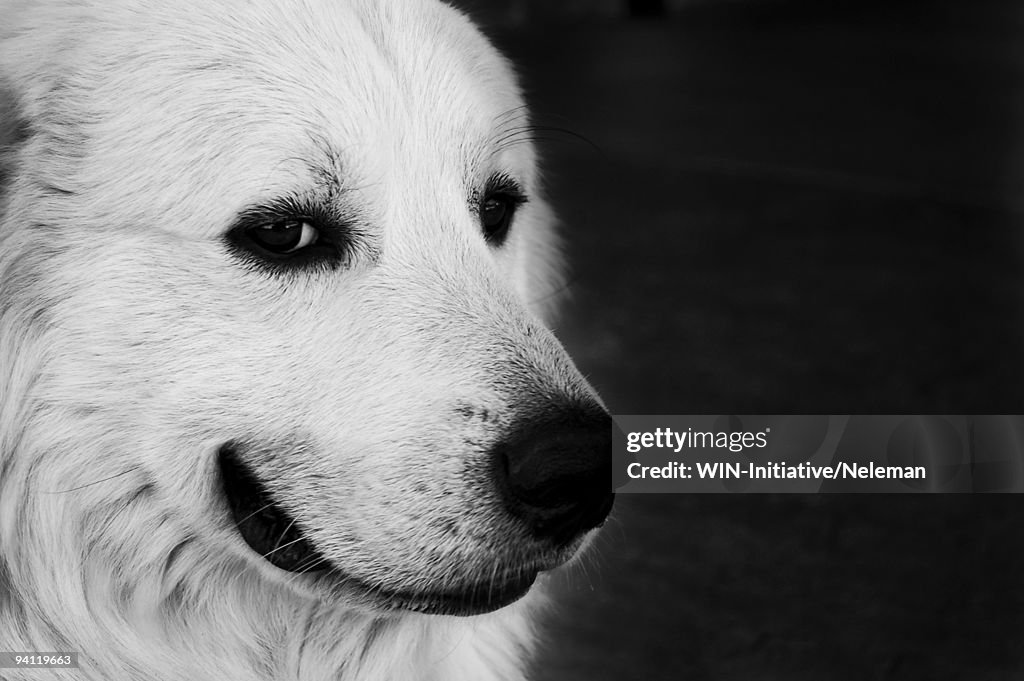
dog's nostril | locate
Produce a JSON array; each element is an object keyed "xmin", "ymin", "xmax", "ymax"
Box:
[{"xmin": 494, "ymin": 409, "xmax": 615, "ymax": 546}]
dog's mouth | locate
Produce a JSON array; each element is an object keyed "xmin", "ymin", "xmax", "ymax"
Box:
[
  {"xmin": 219, "ymin": 445, "xmax": 329, "ymax": 573},
  {"xmin": 367, "ymin": 570, "xmax": 540, "ymax": 616},
  {"xmin": 218, "ymin": 444, "xmax": 545, "ymax": 615}
]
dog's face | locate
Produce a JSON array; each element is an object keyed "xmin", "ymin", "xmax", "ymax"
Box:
[{"xmin": 0, "ymin": 0, "xmax": 612, "ymax": 625}]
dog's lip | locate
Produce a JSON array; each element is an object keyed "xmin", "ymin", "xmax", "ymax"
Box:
[
  {"xmin": 219, "ymin": 444, "xmax": 328, "ymax": 573},
  {"xmin": 326, "ymin": 546, "xmax": 584, "ymax": 616},
  {"xmin": 334, "ymin": 567, "xmax": 542, "ymax": 616}
]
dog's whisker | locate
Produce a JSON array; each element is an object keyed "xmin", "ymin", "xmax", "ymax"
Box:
[
  {"xmin": 269, "ymin": 517, "xmax": 299, "ymax": 556},
  {"xmin": 260, "ymin": 534, "xmax": 307, "ymax": 559},
  {"xmin": 492, "ymin": 104, "xmax": 531, "ymax": 124},
  {"xmin": 489, "ymin": 106, "xmax": 532, "ymax": 138},
  {"xmin": 46, "ymin": 467, "xmax": 142, "ymax": 494},
  {"xmin": 529, "ymin": 270, "xmax": 583, "ymax": 308},
  {"xmin": 295, "ymin": 557, "xmax": 328, "ymax": 575},
  {"xmin": 491, "ymin": 125, "xmax": 605, "ymax": 158},
  {"xmin": 234, "ymin": 501, "xmax": 280, "ymax": 526}
]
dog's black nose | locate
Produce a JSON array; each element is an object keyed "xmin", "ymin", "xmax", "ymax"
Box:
[{"xmin": 494, "ymin": 408, "xmax": 615, "ymax": 546}]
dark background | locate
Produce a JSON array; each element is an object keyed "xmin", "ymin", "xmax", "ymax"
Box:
[{"xmin": 463, "ymin": 1, "xmax": 1024, "ymax": 679}]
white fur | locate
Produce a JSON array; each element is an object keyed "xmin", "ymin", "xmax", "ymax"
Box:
[{"xmin": 0, "ymin": 1, "xmax": 604, "ymax": 679}]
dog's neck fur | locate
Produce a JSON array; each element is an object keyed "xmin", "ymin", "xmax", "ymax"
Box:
[
  {"xmin": 0, "ymin": 561, "xmax": 539, "ymax": 681},
  {"xmin": 0, "ymin": 467, "xmax": 539, "ymax": 681}
]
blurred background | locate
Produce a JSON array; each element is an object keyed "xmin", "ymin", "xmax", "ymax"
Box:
[{"xmin": 456, "ymin": 0, "xmax": 1024, "ymax": 679}]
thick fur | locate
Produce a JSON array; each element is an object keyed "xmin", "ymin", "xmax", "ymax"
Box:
[{"xmin": 0, "ymin": 1, "xmax": 605, "ymax": 679}]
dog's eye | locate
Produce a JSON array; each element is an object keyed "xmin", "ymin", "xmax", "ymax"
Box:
[
  {"xmin": 225, "ymin": 205, "xmax": 351, "ymax": 274},
  {"xmin": 479, "ymin": 175, "xmax": 525, "ymax": 246},
  {"xmin": 480, "ymin": 196, "xmax": 516, "ymax": 243},
  {"xmin": 246, "ymin": 219, "xmax": 318, "ymax": 254}
]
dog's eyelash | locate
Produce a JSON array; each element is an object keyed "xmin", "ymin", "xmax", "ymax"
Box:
[{"xmin": 482, "ymin": 173, "xmax": 527, "ymax": 205}]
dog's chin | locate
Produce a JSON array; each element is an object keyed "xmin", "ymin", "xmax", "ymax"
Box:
[
  {"xmin": 345, "ymin": 569, "xmax": 542, "ymax": 616},
  {"xmin": 218, "ymin": 444, "xmax": 563, "ymax": 616}
]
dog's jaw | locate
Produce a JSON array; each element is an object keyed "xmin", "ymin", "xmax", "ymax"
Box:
[{"xmin": 218, "ymin": 440, "xmax": 599, "ymax": 618}]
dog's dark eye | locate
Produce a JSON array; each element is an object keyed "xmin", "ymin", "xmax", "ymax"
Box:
[
  {"xmin": 479, "ymin": 175, "xmax": 525, "ymax": 246},
  {"xmin": 246, "ymin": 219, "xmax": 318, "ymax": 254},
  {"xmin": 225, "ymin": 204, "xmax": 351, "ymax": 274},
  {"xmin": 480, "ymin": 196, "xmax": 516, "ymax": 243}
]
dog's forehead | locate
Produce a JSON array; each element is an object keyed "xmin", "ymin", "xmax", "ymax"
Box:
[
  {"xmin": 4, "ymin": 0, "xmax": 533, "ymax": 235},
  {"xmin": 156, "ymin": 1, "xmax": 522, "ymax": 152},
  {"xmin": 196, "ymin": 0, "xmax": 522, "ymax": 128},
  {"xmin": 190, "ymin": 0, "xmax": 528, "ymax": 185}
]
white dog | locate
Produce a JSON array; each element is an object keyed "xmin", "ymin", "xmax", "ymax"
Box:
[{"xmin": 0, "ymin": 0, "xmax": 614, "ymax": 679}]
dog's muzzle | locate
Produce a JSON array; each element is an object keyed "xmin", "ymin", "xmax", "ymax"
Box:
[{"xmin": 217, "ymin": 402, "xmax": 615, "ymax": 613}]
